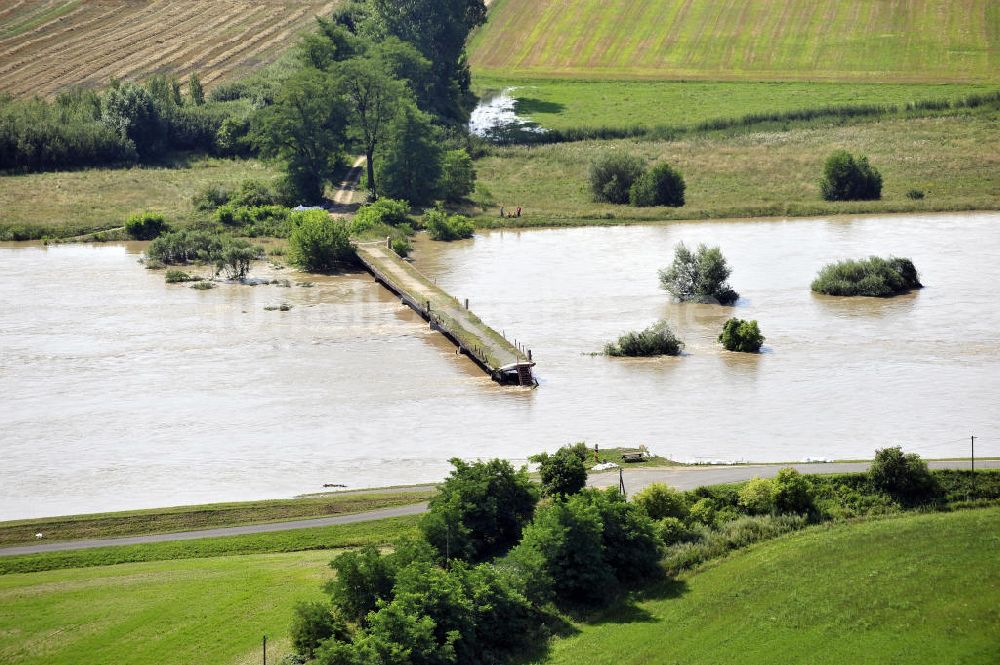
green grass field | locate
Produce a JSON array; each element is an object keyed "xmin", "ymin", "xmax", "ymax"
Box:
[
  {"xmin": 470, "ymin": 110, "xmax": 1000, "ymax": 226},
  {"xmin": 0, "ymin": 157, "xmax": 281, "ymax": 240},
  {"xmin": 470, "ymin": 0, "xmax": 1000, "ymax": 83},
  {"xmin": 0, "ymin": 515, "xmax": 421, "ymax": 575},
  {"xmin": 541, "ymin": 507, "xmax": 1000, "ymax": 664},
  {"xmin": 474, "ymin": 78, "xmax": 999, "ymax": 131},
  {"xmin": 0, "ymin": 491, "xmax": 433, "ymax": 548},
  {"xmin": 0, "ymin": 549, "xmax": 333, "ymax": 665}
]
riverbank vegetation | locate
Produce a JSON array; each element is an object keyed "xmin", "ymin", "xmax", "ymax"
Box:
[
  {"xmin": 820, "ymin": 150, "xmax": 883, "ymax": 201},
  {"xmin": 278, "ymin": 449, "xmax": 1000, "ymax": 664},
  {"xmin": 604, "ymin": 321, "xmax": 684, "ymax": 357},
  {"xmin": 812, "ymin": 256, "xmax": 923, "ymax": 297}
]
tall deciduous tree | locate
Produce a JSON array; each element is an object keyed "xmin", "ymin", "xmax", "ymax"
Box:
[{"xmin": 377, "ymin": 101, "xmax": 442, "ymax": 205}]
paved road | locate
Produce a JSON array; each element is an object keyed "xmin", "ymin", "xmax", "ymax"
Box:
[
  {"xmin": 4, "ymin": 459, "xmax": 995, "ymax": 557},
  {"xmin": 0, "ymin": 502, "xmax": 428, "ymax": 557}
]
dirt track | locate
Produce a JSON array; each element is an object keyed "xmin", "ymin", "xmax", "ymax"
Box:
[{"xmin": 0, "ymin": 0, "xmax": 335, "ymax": 98}]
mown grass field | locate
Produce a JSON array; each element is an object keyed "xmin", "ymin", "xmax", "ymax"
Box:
[
  {"xmin": 0, "ymin": 549, "xmax": 334, "ymax": 665},
  {"xmin": 540, "ymin": 507, "xmax": 1000, "ymax": 665},
  {"xmin": 474, "ymin": 78, "xmax": 999, "ymax": 131},
  {"xmin": 0, "ymin": 515, "xmax": 421, "ymax": 575},
  {"xmin": 470, "ymin": 110, "xmax": 1000, "ymax": 226},
  {"xmin": 470, "ymin": 0, "xmax": 1000, "ymax": 83},
  {"xmin": 0, "ymin": 0, "xmax": 336, "ymax": 98},
  {"xmin": 0, "ymin": 491, "xmax": 433, "ymax": 547},
  {"xmin": 0, "ymin": 156, "xmax": 281, "ymax": 240}
]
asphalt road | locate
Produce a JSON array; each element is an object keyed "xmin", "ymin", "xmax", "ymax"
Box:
[{"xmin": 3, "ymin": 459, "xmax": 995, "ymax": 557}]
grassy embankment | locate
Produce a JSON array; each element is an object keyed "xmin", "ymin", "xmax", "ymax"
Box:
[
  {"xmin": 470, "ymin": 110, "xmax": 1000, "ymax": 226},
  {"xmin": 0, "ymin": 156, "xmax": 282, "ymax": 241},
  {"xmin": 470, "ymin": 0, "xmax": 1000, "ymax": 83},
  {"xmin": 541, "ymin": 507, "xmax": 1000, "ymax": 665},
  {"xmin": 0, "ymin": 491, "xmax": 434, "ymax": 548},
  {"xmin": 472, "ymin": 79, "xmax": 998, "ymax": 132},
  {"xmin": 0, "ymin": 549, "xmax": 335, "ymax": 665}
]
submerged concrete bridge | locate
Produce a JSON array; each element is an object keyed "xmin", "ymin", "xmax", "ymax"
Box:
[{"xmin": 356, "ymin": 241, "xmax": 536, "ymax": 386}]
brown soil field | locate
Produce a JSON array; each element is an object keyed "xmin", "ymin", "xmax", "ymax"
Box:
[{"xmin": 0, "ymin": 0, "xmax": 337, "ymax": 98}]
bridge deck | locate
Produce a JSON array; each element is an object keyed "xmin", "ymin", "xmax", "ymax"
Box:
[{"xmin": 355, "ymin": 242, "xmax": 535, "ymax": 385}]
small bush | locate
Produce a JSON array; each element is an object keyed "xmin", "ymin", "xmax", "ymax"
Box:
[
  {"xmin": 124, "ymin": 211, "xmax": 169, "ymax": 240},
  {"xmin": 164, "ymin": 270, "xmax": 200, "ymax": 283},
  {"xmin": 906, "ymin": 188, "xmax": 925, "ymax": 200},
  {"xmin": 391, "ymin": 236, "xmax": 412, "ymax": 258},
  {"xmin": 589, "ymin": 151, "xmax": 646, "ymax": 204},
  {"xmin": 214, "ymin": 239, "xmax": 263, "ymax": 280},
  {"xmin": 192, "ymin": 184, "xmax": 231, "ymax": 211},
  {"xmin": 288, "ymin": 211, "xmax": 355, "ymax": 273},
  {"xmin": 629, "ymin": 163, "xmax": 685, "ymax": 207},
  {"xmin": 718, "ymin": 318, "xmax": 764, "ymax": 352},
  {"xmin": 290, "ymin": 602, "xmax": 347, "ymax": 659},
  {"xmin": 774, "ymin": 468, "xmax": 815, "ymax": 514},
  {"xmin": 605, "ymin": 320, "xmax": 683, "ymax": 357},
  {"xmin": 232, "ymin": 179, "xmax": 278, "ymax": 207},
  {"xmin": 147, "ymin": 230, "xmax": 224, "ymax": 264},
  {"xmin": 820, "ymin": 150, "xmax": 882, "ymax": 201},
  {"xmin": 869, "ymin": 446, "xmax": 937, "ymax": 502},
  {"xmin": 738, "ymin": 477, "xmax": 777, "ymax": 515},
  {"xmin": 423, "ymin": 204, "xmax": 474, "ymax": 241},
  {"xmin": 662, "ymin": 514, "xmax": 808, "ymax": 574},
  {"xmin": 634, "ymin": 483, "xmax": 689, "ymax": 520},
  {"xmin": 656, "ymin": 516, "xmax": 693, "ymax": 546},
  {"xmin": 352, "ymin": 198, "xmax": 411, "ymax": 232},
  {"xmin": 659, "ymin": 242, "xmax": 739, "ymax": 305},
  {"xmin": 687, "ymin": 498, "xmax": 717, "ymax": 526},
  {"xmin": 190, "ymin": 281, "xmax": 215, "ymax": 290},
  {"xmin": 811, "ymin": 256, "xmax": 922, "ymax": 297}
]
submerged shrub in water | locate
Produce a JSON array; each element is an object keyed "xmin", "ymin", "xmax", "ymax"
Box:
[
  {"xmin": 718, "ymin": 318, "xmax": 764, "ymax": 352},
  {"xmin": 605, "ymin": 321, "xmax": 684, "ymax": 357},
  {"xmin": 811, "ymin": 256, "xmax": 922, "ymax": 297},
  {"xmin": 659, "ymin": 242, "xmax": 739, "ymax": 305},
  {"xmin": 215, "ymin": 239, "xmax": 264, "ymax": 280}
]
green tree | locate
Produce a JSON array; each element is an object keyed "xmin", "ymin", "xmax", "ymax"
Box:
[
  {"xmin": 868, "ymin": 446, "xmax": 937, "ymax": 501},
  {"xmin": 377, "ymin": 102, "xmax": 442, "ymax": 205},
  {"xmin": 820, "ymin": 150, "xmax": 883, "ymax": 201},
  {"xmin": 288, "ymin": 211, "xmax": 356, "ymax": 272},
  {"xmin": 336, "ymin": 56, "xmax": 408, "ymax": 200},
  {"xmin": 124, "ymin": 211, "xmax": 169, "ymax": 240},
  {"xmin": 738, "ymin": 477, "xmax": 777, "ymax": 515},
  {"xmin": 718, "ymin": 318, "xmax": 765, "ymax": 352},
  {"xmin": 420, "ymin": 458, "xmax": 538, "ymax": 562},
  {"xmin": 605, "ymin": 320, "xmax": 684, "ymax": 357},
  {"xmin": 291, "ymin": 601, "xmax": 348, "ymax": 659},
  {"xmin": 101, "ymin": 81, "xmax": 164, "ymax": 157},
  {"xmin": 188, "ymin": 72, "xmax": 205, "ymax": 106},
  {"xmin": 579, "ymin": 488, "xmax": 662, "ymax": 582},
  {"xmin": 255, "ymin": 70, "xmax": 348, "ymax": 203},
  {"xmin": 659, "ymin": 242, "xmax": 740, "ymax": 305},
  {"xmin": 633, "ymin": 483, "xmax": 689, "ymax": 520},
  {"xmin": 438, "ymin": 149, "xmax": 476, "ymax": 202},
  {"xmin": 630, "ymin": 162, "xmax": 685, "ymax": 207},
  {"xmin": 423, "ymin": 204, "xmax": 474, "ymax": 241},
  {"xmin": 774, "ymin": 468, "xmax": 814, "ymax": 514},
  {"xmin": 214, "ymin": 239, "xmax": 263, "ymax": 280},
  {"xmin": 532, "ymin": 445, "xmax": 587, "ymax": 497},
  {"xmin": 588, "ymin": 151, "xmax": 646, "ymax": 204}
]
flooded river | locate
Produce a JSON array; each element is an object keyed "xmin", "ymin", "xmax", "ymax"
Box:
[{"xmin": 1, "ymin": 212, "xmax": 998, "ymax": 519}]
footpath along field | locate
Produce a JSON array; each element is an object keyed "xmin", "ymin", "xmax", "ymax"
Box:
[{"xmin": 0, "ymin": 0, "xmax": 335, "ymax": 98}]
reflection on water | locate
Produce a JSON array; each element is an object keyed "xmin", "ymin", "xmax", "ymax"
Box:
[
  {"xmin": 468, "ymin": 87, "xmax": 545, "ymax": 143},
  {"xmin": 1, "ymin": 212, "xmax": 999, "ymax": 519}
]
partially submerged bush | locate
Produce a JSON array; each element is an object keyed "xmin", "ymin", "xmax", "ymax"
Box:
[
  {"xmin": 124, "ymin": 211, "xmax": 169, "ymax": 240},
  {"xmin": 589, "ymin": 151, "xmax": 646, "ymax": 204},
  {"xmin": 147, "ymin": 230, "xmax": 224, "ymax": 264},
  {"xmin": 423, "ymin": 204, "xmax": 474, "ymax": 241},
  {"xmin": 215, "ymin": 239, "xmax": 264, "ymax": 280},
  {"xmin": 352, "ymin": 198, "xmax": 411, "ymax": 232},
  {"xmin": 659, "ymin": 242, "xmax": 739, "ymax": 305},
  {"xmin": 391, "ymin": 236, "xmax": 412, "ymax": 258},
  {"xmin": 164, "ymin": 269, "xmax": 201, "ymax": 283},
  {"xmin": 630, "ymin": 163, "xmax": 685, "ymax": 207},
  {"xmin": 605, "ymin": 320, "xmax": 683, "ymax": 357},
  {"xmin": 288, "ymin": 211, "xmax": 355, "ymax": 273},
  {"xmin": 820, "ymin": 150, "xmax": 882, "ymax": 201},
  {"xmin": 811, "ymin": 256, "xmax": 922, "ymax": 297},
  {"xmin": 718, "ymin": 318, "xmax": 764, "ymax": 352}
]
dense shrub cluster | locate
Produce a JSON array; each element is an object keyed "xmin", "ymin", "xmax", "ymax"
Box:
[
  {"xmin": 604, "ymin": 320, "xmax": 684, "ymax": 357},
  {"xmin": 588, "ymin": 152, "xmax": 686, "ymax": 207},
  {"xmin": 352, "ymin": 198, "xmax": 412, "ymax": 232},
  {"xmin": 288, "ymin": 211, "xmax": 356, "ymax": 273},
  {"xmin": 423, "ymin": 205, "xmax": 474, "ymax": 241},
  {"xmin": 630, "ymin": 163, "xmax": 685, "ymax": 207},
  {"xmin": 531, "ymin": 444, "xmax": 588, "ymax": 497},
  {"xmin": 147, "ymin": 230, "xmax": 225, "ymax": 264},
  {"xmin": 124, "ymin": 211, "xmax": 169, "ymax": 240},
  {"xmin": 820, "ymin": 150, "xmax": 883, "ymax": 201},
  {"xmin": 811, "ymin": 256, "xmax": 922, "ymax": 297},
  {"xmin": 718, "ymin": 317, "xmax": 764, "ymax": 352},
  {"xmin": 659, "ymin": 242, "xmax": 740, "ymax": 305}
]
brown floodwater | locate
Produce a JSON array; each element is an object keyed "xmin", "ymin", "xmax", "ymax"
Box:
[{"xmin": 1, "ymin": 212, "xmax": 998, "ymax": 519}]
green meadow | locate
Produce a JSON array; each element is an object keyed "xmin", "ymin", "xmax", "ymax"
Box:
[
  {"xmin": 470, "ymin": 0, "xmax": 1000, "ymax": 83},
  {"xmin": 541, "ymin": 507, "xmax": 1000, "ymax": 665},
  {"xmin": 474, "ymin": 78, "xmax": 999, "ymax": 131}
]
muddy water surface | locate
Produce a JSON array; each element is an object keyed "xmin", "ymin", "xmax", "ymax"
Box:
[{"xmin": 1, "ymin": 213, "xmax": 998, "ymax": 519}]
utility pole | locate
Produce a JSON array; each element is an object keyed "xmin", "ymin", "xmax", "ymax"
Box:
[
  {"xmin": 262, "ymin": 635, "xmax": 267, "ymax": 665},
  {"xmin": 971, "ymin": 434, "xmax": 977, "ymax": 495},
  {"xmin": 618, "ymin": 467, "xmax": 626, "ymax": 496}
]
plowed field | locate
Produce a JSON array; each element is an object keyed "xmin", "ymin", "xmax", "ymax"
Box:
[{"xmin": 0, "ymin": 0, "xmax": 336, "ymax": 98}]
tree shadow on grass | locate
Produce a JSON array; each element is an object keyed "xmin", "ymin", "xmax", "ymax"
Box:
[
  {"xmin": 515, "ymin": 98, "xmax": 566, "ymax": 116},
  {"xmin": 583, "ymin": 577, "xmax": 689, "ymax": 627}
]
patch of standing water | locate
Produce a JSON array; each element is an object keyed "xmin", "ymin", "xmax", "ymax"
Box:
[{"xmin": 468, "ymin": 87, "xmax": 547, "ymax": 143}]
